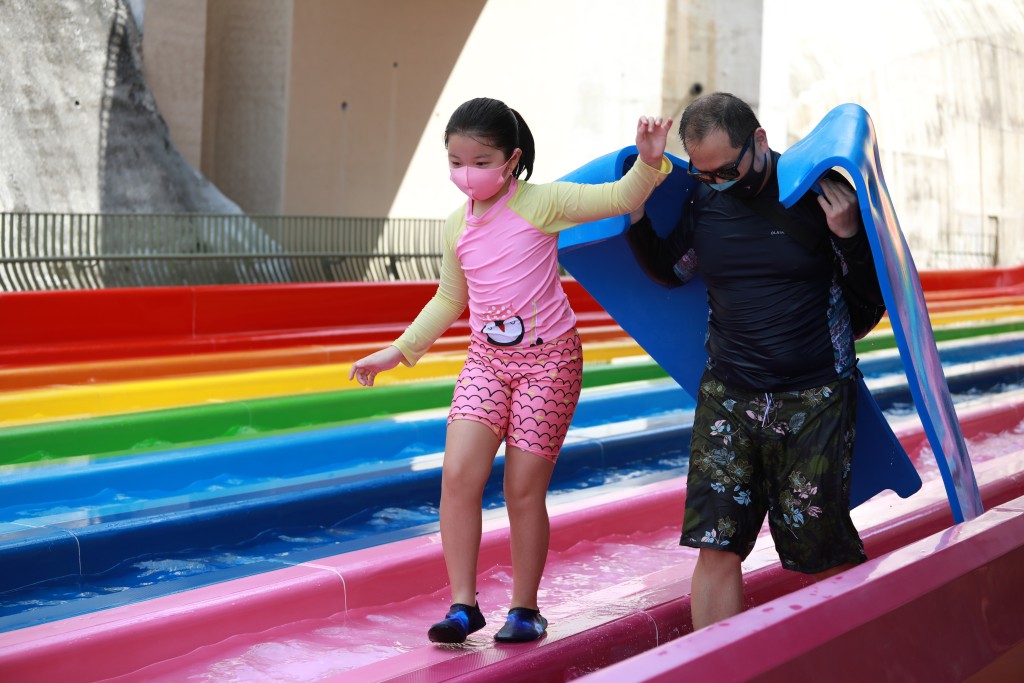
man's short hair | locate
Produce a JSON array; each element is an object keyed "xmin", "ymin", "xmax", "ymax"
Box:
[{"xmin": 679, "ymin": 92, "xmax": 761, "ymax": 153}]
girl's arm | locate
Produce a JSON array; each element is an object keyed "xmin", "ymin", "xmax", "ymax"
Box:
[
  {"xmin": 391, "ymin": 242, "xmax": 468, "ymax": 366},
  {"xmin": 538, "ymin": 116, "xmax": 673, "ymax": 232},
  {"xmin": 350, "ymin": 230, "xmax": 468, "ymax": 386}
]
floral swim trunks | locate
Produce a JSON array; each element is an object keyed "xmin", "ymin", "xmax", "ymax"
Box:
[
  {"xmin": 448, "ymin": 330, "xmax": 583, "ymax": 462},
  {"xmin": 680, "ymin": 368, "xmax": 867, "ymax": 574}
]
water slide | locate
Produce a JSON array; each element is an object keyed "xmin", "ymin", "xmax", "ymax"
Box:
[
  {"xmin": 2, "ymin": 0, "xmax": 1019, "ymax": 674},
  {"xmin": 1, "ymin": 268, "xmax": 1023, "ymax": 680}
]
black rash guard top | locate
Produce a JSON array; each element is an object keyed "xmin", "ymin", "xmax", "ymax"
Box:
[{"xmin": 626, "ymin": 151, "xmax": 883, "ymax": 392}]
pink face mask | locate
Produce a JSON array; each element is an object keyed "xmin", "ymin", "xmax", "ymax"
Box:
[{"xmin": 449, "ymin": 152, "xmax": 518, "ymax": 201}]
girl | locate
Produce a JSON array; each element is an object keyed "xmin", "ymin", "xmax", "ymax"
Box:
[{"xmin": 349, "ymin": 97, "xmax": 672, "ymax": 643}]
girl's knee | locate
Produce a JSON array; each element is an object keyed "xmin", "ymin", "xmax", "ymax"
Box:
[
  {"xmin": 440, "ymin": 463, "xmax": 489, "ymax": 500},
  {"xmin": 442, "ymin": 476, "xmax": 481, "ymax": 498},
  {"xmin": 502, "ymin": 447, "xmax": 555, "ymax": 509},
  {"xmin": 502, "ymin": 479, "xmax": 547, "ymax": 511}
]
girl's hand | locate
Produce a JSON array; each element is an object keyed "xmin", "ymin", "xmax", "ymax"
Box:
[
  {"xmin": 636, "ymin": 116, "xmax": 673, "ymax": 169},
  {"xmin": 349, "ymin": 345, "xmax": 405, "ymax": 386}
]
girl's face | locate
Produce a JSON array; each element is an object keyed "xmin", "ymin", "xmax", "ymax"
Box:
[{"xmin": 446, "ymin": 133, "xmax": 519, "ymax": 172}]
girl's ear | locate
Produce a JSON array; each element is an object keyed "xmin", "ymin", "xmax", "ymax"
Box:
[{"xmin": 507, "ymin": 147, "xmax": 523, "ymax": 174}]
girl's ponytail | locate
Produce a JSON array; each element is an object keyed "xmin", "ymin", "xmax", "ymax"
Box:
[{"xmin": 509, "ymin": 108, "xmax": 535, "ymax": 181}]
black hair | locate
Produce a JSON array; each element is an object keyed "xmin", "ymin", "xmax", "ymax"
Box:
[
  {"xmin": 443, "ymin": 97, "xmax": 536, "ymax": 181},
  {"xmin": 678, "ymin": 92, "xmax": 760, "ymax": 153}
]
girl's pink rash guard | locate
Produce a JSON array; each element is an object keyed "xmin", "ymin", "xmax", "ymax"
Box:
[{"xmin": 393, "ymin": 155, "xmax": 671, "ymax": 365}]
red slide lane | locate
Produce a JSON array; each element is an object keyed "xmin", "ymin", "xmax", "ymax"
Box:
[{"xmin": 2, "ymin": 266, "xmax": 1022, "ymax": 368}]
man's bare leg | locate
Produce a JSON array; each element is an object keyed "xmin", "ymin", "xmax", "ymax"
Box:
[{"xmin": 690, "ymin": 547, "xmax": 744, "ymax": 630}]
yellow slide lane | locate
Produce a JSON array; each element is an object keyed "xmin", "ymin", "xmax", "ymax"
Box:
[
  {"xmin": 0, "ymin": 340, "xmax": 650, "ymax": 427},
  {"xmin": 872, "ymin": 306, "xmax": 1024, "ymax": 331}
]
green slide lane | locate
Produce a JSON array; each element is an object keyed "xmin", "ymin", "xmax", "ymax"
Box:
[
  {"xmin": 3, "ymin": 319, "xmax": 1019, "ymax": 468},
  {"xmin": 0, "ymin": 360, "xmax": 669, "ymax": 467}
]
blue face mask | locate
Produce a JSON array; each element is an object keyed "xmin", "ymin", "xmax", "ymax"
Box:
[
  {"xmin": 709, "ymin": 178, "xmax": 739, "ymax": 191},
  {"xmin": 720, "ymin": 151, "xmax": 771, "ymax": 198}
]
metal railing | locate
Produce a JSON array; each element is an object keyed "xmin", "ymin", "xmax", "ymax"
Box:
[
  {"xmin": 0, "ymin": 213, "xmax": 447, "ymax": 290},
  {"xmin": 1, "ymin": 211, "xmax": 1002, "ymax": 291},
  {"xmin": 929, "ymin": 217, "xmax": 999, "ymax": 270}
]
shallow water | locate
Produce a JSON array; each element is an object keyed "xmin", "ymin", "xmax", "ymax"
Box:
[
  {"xmin": 0, "ymin": 456, "xmax": 684, "ymax": 623},
  {"xmin": 116, "ymin": 528, "xmax": 691, "ymax": 682}
]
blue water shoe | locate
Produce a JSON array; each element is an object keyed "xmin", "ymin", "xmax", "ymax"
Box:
[
  {"xmin": 494, "ymin": 607, "xmax": 547, "ymax": 642},
  {"xmin": 427, "ymin": 602, "xmax": 486, "ymax": 644}
]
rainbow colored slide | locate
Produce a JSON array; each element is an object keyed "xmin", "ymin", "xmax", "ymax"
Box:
[{"xmin": 0, "ymin": 276, "xmax": 1022, "ymax": 680}]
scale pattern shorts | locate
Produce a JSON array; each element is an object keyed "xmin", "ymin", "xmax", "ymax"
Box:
[
  {"xmin": 680, "ymin": 369, "xmax": 868, "ymax": 573},
  {"xmin": 448, "ymin": 331, "xmax": 583, "ymax": 462}
]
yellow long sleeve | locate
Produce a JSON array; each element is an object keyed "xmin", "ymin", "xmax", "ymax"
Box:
[
  {"xmin": 531, "ymin": 155, "xmax": 672, "ymax": 234},
  {"xmin": 392, "ymin": 229, "xmax": 468, "ymax": 366}
]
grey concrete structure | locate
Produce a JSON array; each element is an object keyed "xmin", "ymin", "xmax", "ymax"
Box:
[
  {"xmin": 0, "ymin": 0, "xmax": 298, "ymax": 289},
  {"xmin": 0, "ymin": 0, "xmax": 239, "ymax": 214},
  {"xmin": 761, "ymin": 0, "xmax": 1024, "ymax": 268}
]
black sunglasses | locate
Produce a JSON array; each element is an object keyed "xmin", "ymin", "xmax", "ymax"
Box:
[{"xmin": 686, "ymin": 133, "xmax": 754, "ymax": 183}]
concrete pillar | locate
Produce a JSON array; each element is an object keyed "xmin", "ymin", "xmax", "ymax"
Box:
[
  {"xmin": 662, "ymin": 0, "xmax": 763, "ymax": 157},
  {"xmin": 201, "ymin": 0, "xmax": 293, "ymax": 215},
  {"xmin": 141, "ymin": 0, "xmax": 209, "ymax": 170}
]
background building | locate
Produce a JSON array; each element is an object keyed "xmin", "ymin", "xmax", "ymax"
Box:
[
  {"xmin": 2, "ymin": 0, "xmax": 1021, "ymax": 283},
  {"xmin": 137, "ymin": 0, "xmax": 1024, "ymax": 268}
]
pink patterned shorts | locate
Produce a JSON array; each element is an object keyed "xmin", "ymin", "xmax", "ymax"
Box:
[{"xmin": 448, "ymin": 330, "xmax": 583, "ymax": 462}]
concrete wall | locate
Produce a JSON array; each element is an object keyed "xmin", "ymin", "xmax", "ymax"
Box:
[
  {"xmin": 201, "ymin": 0, "xmax": 293, "ymax": 215},
  {"xmin": 661, "ymin": 0, "xmax": 763, "ymax": 159},
  {"xmin": 0, "ymin": 0, "xmax": 240, "ymax": 214},
  {"xmin": 386, "ymin": 0, "xmax": 677, "ymax": 218},
  {"xmin": 5, "ymin": 0, "xmax": 1022, "ymax": 269},
  {"xmin": 283, "ymin": 0, "xmax": 485, "ymax": 217},
  {"xmin": 760, "ymin": 0, "xmax": 1024, "ymax": 268},
  {"xmin": 146, "ymin": 0, "xmax": 688, "ymax": 219},
  {"xmin": 139, "ymin": 0, "xmax": 208, "ymax": 170}
]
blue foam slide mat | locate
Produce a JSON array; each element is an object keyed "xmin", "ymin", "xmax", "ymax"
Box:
[
  {"xmin": 557, "ymin": 143, "xmax": 922, "ymax": 510},
  {"xmin": 777, "ymin": 103, "xmax": 982, "ymax": 522}
]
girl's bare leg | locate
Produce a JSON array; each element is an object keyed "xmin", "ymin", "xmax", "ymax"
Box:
[
  {"xmin": 502, "ymin": 446, "xmax": 556, "ymax": 610},
  {"xmin": 440, "ymin": 419, "xmax": 502, "ymax": 605}
]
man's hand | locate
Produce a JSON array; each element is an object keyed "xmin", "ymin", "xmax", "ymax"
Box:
[{"xmin": 817, "ymin": 178, "xmax": 859, "ymax": 239}]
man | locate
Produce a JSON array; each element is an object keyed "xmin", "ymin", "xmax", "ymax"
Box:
[{"xmin": 626, "ymin": 92, "xmax": 884, "ymax": 629}]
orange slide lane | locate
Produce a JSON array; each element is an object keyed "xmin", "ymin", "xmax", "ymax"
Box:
[{"xmin": 0, "ymin": 324, "xmax": 634, "ymax": 392}]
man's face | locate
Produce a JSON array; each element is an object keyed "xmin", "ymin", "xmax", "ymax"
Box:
[{"xmin": 686, "ymin": 128, "xmax": 757, "ymax": 184}]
